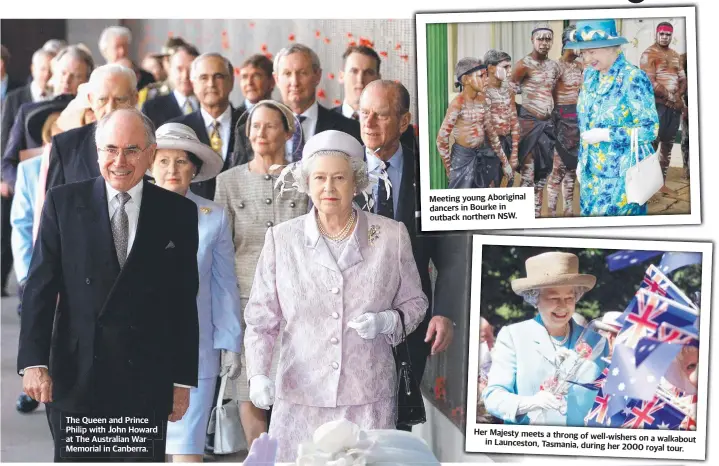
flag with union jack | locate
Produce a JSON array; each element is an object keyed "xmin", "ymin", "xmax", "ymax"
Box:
[
  {"xmin": 616, "ymin": 289, "xmax": 698, "ymax": 349},
  {"xmin": 612, "ymin": 396, "xmax": 686, "ymax": 430},
  {"xmin": 585, "ymin": 390, "xmax": 611, "ymax": 426},
  {"xmin": 641, "ymin": 265, "xmax": 697, "ymax": 309}
]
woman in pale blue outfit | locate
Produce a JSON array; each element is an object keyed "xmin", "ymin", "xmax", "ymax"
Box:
[
  {"xmin": 149, "ymin": 123, "xmax": 243, "ymax": 461},
  {"xmin": 483, "ymin": 252, "xmax": 607, "ymax": 426},
  {"xmin": 568, "ymin": 19, "xmax": 659, "ymax": 216}
]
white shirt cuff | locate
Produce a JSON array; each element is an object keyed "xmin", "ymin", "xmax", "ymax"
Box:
[
  {"xmin": 20, "ymin": 365, "xmax": 48, "ymax": 375},
  {"xmin": 174, "ymin": 383, "xmax": 193, "ymax": 388}
]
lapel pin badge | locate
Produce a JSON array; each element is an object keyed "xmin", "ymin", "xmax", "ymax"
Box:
[
  {"xmin": 368, "ymin": 225, "xmax": 380, "ymax": 245},
  {"xmin": 200, "ymin": 206, "xmax": 212, "ymax": 215}
]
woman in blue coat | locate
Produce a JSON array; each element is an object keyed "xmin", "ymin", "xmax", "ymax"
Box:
[
  {"xmin": 482, "ymin": 252, "xmax": 607, "ymax": 426},
  {"xmin": 568, "ymin": 19, "xmax": 660, "ymax": 216},
  {"xmin": 150, "ymin": 122, "xmax": 243, "ymax": 461}
]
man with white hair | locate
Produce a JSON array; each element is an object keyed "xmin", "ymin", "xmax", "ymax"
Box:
[
  {"xmin": 1, "ymin": 48, "xmax": 55, "ymax": 160},
  {"xmin": 46, "ymin": 63, "xmax": 138, "ymax": 191},
  {"xmin": 233, "ymin": 43, "xmax": 361, "ymax": 166},
  {"xmin": 99, "ymin": 25, "xmax": 154, "ymax": 90},
  {"xmin": 19, "ymin": 107, "xmax": 199, "ymax": 462},
  {"xmin": 42, "ymin": 39, "xmax": 67, "ymax": 55},
  {"xmin": 169, "ymin": 52, "xmax": 241, "ymax": 199}
]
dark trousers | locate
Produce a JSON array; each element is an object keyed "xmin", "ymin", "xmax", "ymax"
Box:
[
  {"xmin": 46, "ymin": 406, "xmax": 167, "ymax": 462},
  {"xmin": 1, "ymin": 195, "xmax": 13, "ymax": 292}
]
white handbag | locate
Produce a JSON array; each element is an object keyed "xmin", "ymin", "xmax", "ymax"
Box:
[
  {"xmin": 207, "ymin": 374, "xmax": 245, "ymax": 455},
  {"xmin": 625, "ymin": 127, "xmax": 663, "ymax": 205}
]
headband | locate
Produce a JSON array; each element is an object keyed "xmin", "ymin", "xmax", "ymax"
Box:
[{"xmin": 657, "ymin": 25, "xmax": 674, "ymax": 34}]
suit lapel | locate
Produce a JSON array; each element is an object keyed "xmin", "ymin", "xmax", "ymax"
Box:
[
  {"xmin": 189, "ymin": 112, "xmax": 210, "ymax": 146},
  {"xmin": 336, "ymin": 209, "xmax": 366, "ymax": 271},
  {"xmin": 532, "ymin": 319, "xmax": 558, "ymax": 366},
  {"xmin": 79, "ymin": 123, "xmax": 100, "ymax": 179},
  {"xmin": 80, "ymin": 178, "xmax": 121, "ymax": 316},
  {"xmin": 225, "ymin": 106, "xmax": 241, "ymax": 169},
  {"xmin": 315, "ymin": 105, "xmax": 332, "ymax": 133},
  {"xmin": 396, "ymin": 144, "xmax": 417, "ymax": 230},
  {"xmin": 303, "ymin": 211, "xmax": 340, "ymax": 273}
]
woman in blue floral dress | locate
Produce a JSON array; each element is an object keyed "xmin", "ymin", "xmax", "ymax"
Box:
[{"xmin": 568, "ymin": 19, "xmax": 659, "ymax": 216}]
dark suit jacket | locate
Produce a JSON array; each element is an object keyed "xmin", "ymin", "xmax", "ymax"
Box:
[
  {"xmin": 1, "ymin": 84, "xmax": 33, "ymax": 158},
  {"xmin": 356, "ymin": 142, "xmax": 468, "ymax": 382},
  {"xmin": 46, "ymin": 122, "xmax": 99, "ymax": 192},
  {"xmin": 141, "ymin": 92, "xmax": 183, "ymax": 130},
  {"xmin": 169, "ymin": 106, "xmax": 244, "ymax": 200},
  {"xmin": 332, "ymin": 104, "xmax": 417, "ymax": 150},
  {"xmin": 18, "ymin": 177, "xmax": 199, "ymax": 416},
  {"xmin": 232, "ymin": 102, "xmax": 361, "ymax": 167},
  {"xmin": 2, "ymin": 97, "xmax": 75, "ymax": 185}
]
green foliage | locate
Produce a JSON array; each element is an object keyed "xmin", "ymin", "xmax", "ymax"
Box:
[{"xmin": 479, "ymin": 246, "xmax": 703, "ymax": 331}]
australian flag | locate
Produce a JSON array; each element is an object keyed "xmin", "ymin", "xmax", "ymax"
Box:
[
  {"xmin": 657, "ymin": 252, "xmax": 702, "ymax": 275},
  {"xmin": 616, "ymin": 289, "xmax": 698, "ymax": 349},
  {"xmin": 616, "ymin": 396, "xmax": 686, "ymax": 430},
  {"xmin": 606, "ymin": 250, "xmax": 663, "ymax": 272},
  {"xmin": 640, "ymin": 265, "xmax": 697, "ymax": 309}
]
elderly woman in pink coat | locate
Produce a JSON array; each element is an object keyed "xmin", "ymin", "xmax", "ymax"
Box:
[{"xmin": 243, "ymin": 130, "xmax": 428, "ymax": 461}]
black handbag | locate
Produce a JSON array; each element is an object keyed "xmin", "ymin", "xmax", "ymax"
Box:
[{"xmin": 393, "ymin": 310, "xmax": 426, "ymax": 427}]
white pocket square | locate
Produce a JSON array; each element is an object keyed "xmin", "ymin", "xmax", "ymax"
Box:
[{"xmin": 165, "ymin": 241, "xmax": 175, "ymax": 250}]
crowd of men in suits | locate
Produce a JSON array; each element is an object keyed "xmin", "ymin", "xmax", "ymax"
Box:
[{"xmin": 2, "ymin": 24, "xmax": 468, "ymax": 459}]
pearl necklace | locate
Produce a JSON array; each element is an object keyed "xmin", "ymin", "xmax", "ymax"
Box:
[
  {"xmin": 317, "ymin": 210, "xmax": 357, "ymax": 242},
  {"xmin": 548, "ymin": 323, "xmax": 570, "ymax": 347}
]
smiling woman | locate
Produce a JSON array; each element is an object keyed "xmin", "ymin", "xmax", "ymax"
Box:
[{"xmin": 482, "ymin": 251, "xmax": 607, "ymax": 426}]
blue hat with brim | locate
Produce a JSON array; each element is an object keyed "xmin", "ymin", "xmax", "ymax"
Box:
[{"xmin": 565, "ymin": 19, "xmax": 629, "ymax": 50}]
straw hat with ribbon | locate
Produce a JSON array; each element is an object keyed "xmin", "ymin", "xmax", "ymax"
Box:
[{"xmin": 511, "ymin": 252, "xmax": 596, "ymax": 295}]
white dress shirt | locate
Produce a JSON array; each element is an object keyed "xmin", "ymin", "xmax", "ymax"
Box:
[
  {"xmin": 366, "ymin": 145, "xmax": 403, "ymax": 217},
  {"xmin": 341, "ymin": 102, "xmax": 358, "ymax": 120},
  {"xmin": 285, "ymin": 100, "xmax": 319, "ymax": 161},
  {"xmin": 201, "ymin": 105, "xmax": 232, "ymax": 160},
  {"xmin": 173, "ymin": 89, "xmax": 198, "ymax": 114},
  {"xmin": 30, "ymin": 81, "xmax": 51, "ymax": 102}
]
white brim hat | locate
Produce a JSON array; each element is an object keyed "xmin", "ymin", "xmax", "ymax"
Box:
[
  {"xmin": 594, "ymin": 311, "xmax": 623, "ymax": 333},
  {"xmin": 150, "ymin": 123, "xmax": 224, "ymax": 183}
]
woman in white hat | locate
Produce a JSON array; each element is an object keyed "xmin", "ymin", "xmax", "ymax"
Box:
[
  {"xmin": 482, "ymin": 251, "xmax": 607, "ymax": 426},
  {"xmin": 243, "ymin": 130, "xmax": 428, "ymax": 461},
  {"xmin": 149, "ymin": 123, "xmax": 243, "ymax": 462},
  {"xmin": 214, "ymin": 100, "xmax": 308, "ymax": 448}
]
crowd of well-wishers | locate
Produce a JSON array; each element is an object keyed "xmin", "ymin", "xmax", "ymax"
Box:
[{"xmin": 1, "ymin": 26, "xmax": 460, "ymax": 463}]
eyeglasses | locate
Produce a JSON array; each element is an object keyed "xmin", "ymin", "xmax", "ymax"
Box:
[{"xmin": 98, "ymin": 145, "xmax": 150, "ymax": 160}]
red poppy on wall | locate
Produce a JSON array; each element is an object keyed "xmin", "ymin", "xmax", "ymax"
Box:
[
  {"xmin": 399, "ymin": 54, "xmax": 409, "ymax": 61},
  {"xmin": 323, "ymin": 37, "xmax": 331, "ymax": 44},
  {"xmin": 348, "ymin": 41, "xmax": 357, "ymax": 47},
  {"xmin": 288, "ymin": 33, "xmax": 296, "ymax": 42},
  {"xmin": 317, "ymin": 89, "xmax": 327, "ymax": 99},
  {"xmin": 327, "ymin": 73, "xmax": 335, "ymax": 80},
  {"xmin": 333, "ymin": 99, "xmax": 341, "ymax": 106},
  {"xmin": 358, "ymin": 37, "xmax": 374, "ymax": 48},
  {"xmin": 315, "ymin": 30, "xmax": 321, "ymax": 38},
  {"xmin": 249, "ymin": 21, "xmax": 256, "ymax": 28},
  {"xmin": 264, "ymin": 53, "xmax": 273, "ymax": 60},
  {"xmin": 379, "ymin": 51, "xmax": 388, "ymax": 58},
  {"xmin": 261, "ymin": 44, "xmax": 268, "ymax": 52},
  {"xmin": 233, "ymin": 67, "xmax": 240, "ymax": 76},
  {"xmin": 395, "ymin": 43, "xmax": 402, "ymax": 50}
]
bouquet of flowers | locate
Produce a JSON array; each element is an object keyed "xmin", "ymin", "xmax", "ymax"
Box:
[{"xmin": 530, "ymin": 320, "xmax": 608, "ymax": 423}]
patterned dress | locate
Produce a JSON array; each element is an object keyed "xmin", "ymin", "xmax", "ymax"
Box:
[
  {"xmin": 577, "ymin": 52, "xmax": 659, "ymax": 216},
  {"xmin": 213, "ymin": 163, "xmax": 308, "ymax": 402}
]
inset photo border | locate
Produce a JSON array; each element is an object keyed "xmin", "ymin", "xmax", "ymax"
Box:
[
  {"xmin": 465, "ymin": 234, "xmax": 711, "ymax": 460},
  {"xmin": 416, "ymin": 7, "xmax": 700, "ymax": 231}
]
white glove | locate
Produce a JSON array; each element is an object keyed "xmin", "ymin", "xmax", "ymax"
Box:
[
  {"xmin": 581, "ymin": 127, "xmax": 611, "ymax": 144},
  {"xmin": 220, "ymin": 350, "xmax": 242, "ymax": 380},
  {"xmin": 516, "ymin": 391, "xmax": 563, "ymax": 416},
  {"xmin": 249, "ymin": 375, "xmax": 275, "ymax": 410},
  {"xmin": 347, "ymin": 310, "xmax": 399, "ymax": 340}
]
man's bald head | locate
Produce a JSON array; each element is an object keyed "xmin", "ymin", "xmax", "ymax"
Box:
[{"xmin": 87, "ymin": 64, "xmax": 138, "ymax": 119}]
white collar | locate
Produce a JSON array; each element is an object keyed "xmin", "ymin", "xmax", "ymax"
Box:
[
  {"xmin": 297, "ymin": 100, "xmax": 319, "ymax": 121},
  {"xmin": 30, "ymin": 81, "xmax": 50, "ymax": 101},
  {"xmin": 173, "ymin": 89, "xmax": 196, "ymax": 108},
  {"xmin": 341, "ymin": 102, "xmax": 357, "ymax": 119},
  {"xmin": 201, "ymin": 105, "xmax": 232, "ymax": 128},
  {"xmin": 105, "ymin": 179, "xmax": 144, "ymax": 207}
]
